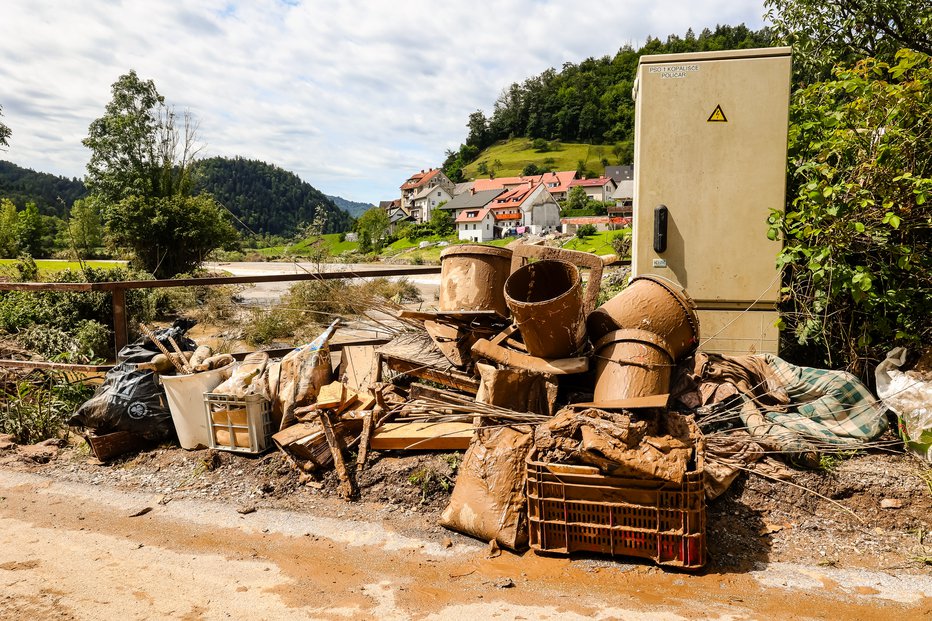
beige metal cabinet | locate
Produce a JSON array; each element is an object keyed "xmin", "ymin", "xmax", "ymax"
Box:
[{"xmin": 631, "ymin": 47, "xmax": 792, "ymax": 354}]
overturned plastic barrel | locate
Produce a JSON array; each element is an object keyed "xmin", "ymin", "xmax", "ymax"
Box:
[
  {"xmin": 592, "ymin": 329, "xmax": 674, "ymax": 402},
  {"xmin": 504, "ymin": 259, "xmax": 585, "ymax": 359},
  {"xmin": 586, "ymin": 274, "xmax": 700, "ymax": 360},
  {"xmin": 439, "ymin": 245, "xmax": 513, "ymax": 317}
]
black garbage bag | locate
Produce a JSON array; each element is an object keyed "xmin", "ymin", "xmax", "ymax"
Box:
[
  {"xmin": 117, "ymin": 318, "xmax": 197, "ymax": 363},
  {"xmin": 69, "ymin": 361, "xmax": 174, "ymax": 440}
]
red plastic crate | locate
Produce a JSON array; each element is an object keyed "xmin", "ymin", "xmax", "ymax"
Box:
[{"xmin": 526, "ymin": 442, "xmax": 706, "ymax": 569}]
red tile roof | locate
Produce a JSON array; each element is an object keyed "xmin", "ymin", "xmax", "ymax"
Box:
[
  {"xmin": 568, "ymin": 176, "xmax": 614, "ymax": 188},
  {"xmin": 400, "ymin": 168, "xmax": 441, "ymax": 190},
  {"xmin": 473, "ymin": 170, "xmax": 576, "ymax": 193},
  {"xmin": 455, "ymin": 206, "xmax": 492, "ymax": 223}
]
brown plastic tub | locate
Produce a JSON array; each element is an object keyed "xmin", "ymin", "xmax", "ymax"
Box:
[
  {"xmin": 587, "ymin": 275, "xmax": 700, "ymax": 360},
  {"xmin": 439, "ymin": 245, "xmax": 513, "ymax": 317},
  {"xmin": 592, "ymin": 329, "xmax": 674, "ymax": 402},
  {"xmin": 504, "ymin": 259, "xmax": 585, "ymax": 359}
]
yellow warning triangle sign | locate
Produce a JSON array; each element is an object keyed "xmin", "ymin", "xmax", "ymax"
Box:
[{"xmin": 707, "ymin": 105, "xmax": 727, "ymax": 122}]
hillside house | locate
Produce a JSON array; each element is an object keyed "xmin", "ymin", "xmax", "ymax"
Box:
[
  {"xmin": 472, "ymin": 170, "xmax": 577, "ymax": 201},
  {"xmin": 440, "ymin": 188, "xmax": 504, "ymax": 222},
  {"xmin": 604, "ymin": 165, "xmax": 633, "ymax": 184},
  {"xmin": 410, "ymin": 185, "xmax": 452, "ymax": 223},
  {"xmin": 400, "ymin": 169, "xmax": 455, "ymax": 223},
  {"xmin": 456, "ymin": 206, "xmax": 496, "ymax": 242},
  {"xmin": 567, "ymin": 176, "xmax": 618, "ymax": 203},
  {"xmin": 489, "ymin": 182, "xmax": 560, "ymax": 235},
  {"xmin": 610, "ymin": 179, "xmax": 634, "ymax": 218}
]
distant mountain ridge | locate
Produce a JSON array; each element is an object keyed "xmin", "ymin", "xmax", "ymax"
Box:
[
  {"xmin": 0, "ymin": 157, "xmax": 357, "ymax": 236},
  {"xmin": 327, "ymin": 194, "xmax": 372, "ymax": 218}
]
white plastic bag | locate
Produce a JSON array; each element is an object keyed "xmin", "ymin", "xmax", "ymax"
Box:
[{"xmin": 875, "ymin": 347, "xmax": 932, "ymax": 463}]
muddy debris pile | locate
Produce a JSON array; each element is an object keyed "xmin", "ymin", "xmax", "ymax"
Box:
[{"xmin": 66, "ymin": 243, "xmax": 905, "ymax": 570}]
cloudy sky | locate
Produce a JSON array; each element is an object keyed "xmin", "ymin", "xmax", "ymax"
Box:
[{"xmin": 0, "ymin": 1, "xmax": 768, "ymax": 205}]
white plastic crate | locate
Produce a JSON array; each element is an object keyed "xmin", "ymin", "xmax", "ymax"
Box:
[{"xmin": 203, "ymin": 393, "xmax": 273, "ymax": 454}]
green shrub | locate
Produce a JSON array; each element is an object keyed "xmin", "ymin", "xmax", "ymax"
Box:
[
  {"xmin": 1, "ymin": 369, "xmax": 95, "ymax": 444},
  {"xmin": 770, "ymin": 50, "xmax": 932, "ymax": 374},
  {"xmin": 576, "ymin": 224, "xmax": 597, "ymax": 238}
]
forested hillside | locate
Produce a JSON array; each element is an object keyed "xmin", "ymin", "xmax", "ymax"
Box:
[
  {"xmin": 193, "ymin": 157, "xmax": 352, "ymax": 235},
  {"xmin": 443, "ymin": 24, "xmax": 772, "ymax": 180},
  {"xmin": 0, "ymin": 160, "xmax": 87, "ymax": 216}
]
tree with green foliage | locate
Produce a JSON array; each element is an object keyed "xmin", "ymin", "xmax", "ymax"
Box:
[
  {"xmin": 0, "ymin": 104, "xmax": 11, "ymax": 150},
  {"xmin": 107, "ymin": 194, "xmax": 237, "ymax": 277},
  {"xmin": 565, "ymin": 186, "xmax": 589, "ymax": 211},
  {"xmin": 429, "ymin": 205, "xmax": 454, "ymax": 236},
  {"xmin": 768, "ymin": 49, "xmax": 932, "ymax": 373},
  {"xmin": 765, "ymin": 0, "xmax": 932, "ymax": 81},
  {"xmin": 522, "ymin": 163, "xmax": 542, "ymax": 176},
  {"xmin": 83, "ymin": 71, "xmax": 238, "ymax": 276},
  {"xmin": 17, "ymin": 202, "xmax": 45, "ymax": 257},
  {"xmin": 83, "ymin": 70, "xmax": 196, "ymax": 204},
  {"xmin": 0, "ymin": 198, "xmax": 19, "ymax": 257},
  {"xmin": 356, "ymin": 207, "xmax": 390, "ymax": 252},
  {"xmin": 67, "ymin": 197, "xmax": 104, "ymax": 259}
]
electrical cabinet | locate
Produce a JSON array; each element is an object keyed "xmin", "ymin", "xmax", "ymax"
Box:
[{"xmin": 631, "ymin": 47, "xmax": 792, "ymax": 354}]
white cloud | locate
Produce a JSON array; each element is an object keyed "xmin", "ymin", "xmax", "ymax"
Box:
[{"xmin": 0, "ymin": 0, "xmax": 767, "ymax": 203}]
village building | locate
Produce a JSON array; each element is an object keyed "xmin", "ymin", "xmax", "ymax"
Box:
[
  {"xmin": 455, "ymin": 206, "xmax": 497, "ymax": 242},
  {"xmin": 567, "ymin": 176, "xmax": 618, "ymax": 203},
  {"xmin": 610, "ymin": 179, "xmax": 634, "ymax": 220},
  {"xmin": 472, "ymin": 170, "xmax": 577, "ymax": 202},
  {"xmin": 440, "ymin": 188, "xmax": 504, "ymax": 222},
  {"xmin": 604, "ymin": 164, "xmax": 634, "ymax": 185},
  {"xmin": 409, "ymin": 184, "xmax": 452, "ymax": 223},
  {"xmin": 399, "ymin": 169, "xmax": 455, "ymax": 223}
]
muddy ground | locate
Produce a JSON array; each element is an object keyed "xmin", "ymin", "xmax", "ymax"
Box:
[
  {"xmin": 1, "ymin": 432, "xmax": 931, "ymax": 619},
  {"xmin": 2, "ymin": 430, "xmax": 931, "ymax": 572}
]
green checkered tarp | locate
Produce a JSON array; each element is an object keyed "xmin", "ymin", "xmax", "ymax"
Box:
[{"xmin": 739, "ymin": 355, "xmax": 887, "ymax": 451}]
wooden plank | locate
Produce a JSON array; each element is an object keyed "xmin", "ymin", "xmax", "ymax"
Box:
[
  {"xmin": 339, "ymin": 345, "xmax": 377, "ymax": 391},
  {"xmin": 318, "ymin": 412, "xmax": 357, "ymax": 499},
  {"xmin": 369, "ymin": 422, "xmax": 475, "ymax": 450},
  {"xmin": 356, "ymin": 410, "xmax": 374, "ymax": 469},
  {"xmin": 381, "ymin": 354, "xmax": 480, "ymax": 394},
  {"xmin": 569, "ymin": 394, "xmax": 670, "ymax": 409}
]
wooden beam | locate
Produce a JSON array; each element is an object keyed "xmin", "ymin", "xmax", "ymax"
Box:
[
  {"xmin": 369, "ymin": 422, "xmax": 475, "ymax": 450},
  {"xmin": 112, "ymin": 288, "xmax": 128, "ymax": 354}
]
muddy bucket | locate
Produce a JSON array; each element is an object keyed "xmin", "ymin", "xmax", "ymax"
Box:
[
  {"xmin": 592, "ymin": 329, "xmax": 673, "ymax": 402},
  {"xmin": 439, "ymin": 245, "xmax": 513, "ymax": 317},
  {"xmin": 504, "ymin": 259, "xmax": 584, "ymax": 359},
  {"xmin": 587, "ymin": 274, "xmax": 700, "ymax": 360}
]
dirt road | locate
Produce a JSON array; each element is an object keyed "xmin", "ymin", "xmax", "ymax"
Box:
[
  {"xmin": 205, "ymin": 261, "xmax": 441, "ymax": 305},
  {"xmin": 1, "ymin": 470, "xmax": 928, "ymax": 620}
]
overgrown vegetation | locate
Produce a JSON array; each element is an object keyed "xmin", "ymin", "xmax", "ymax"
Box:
[
  {"xmin": 769, "ymin": 50, "xmax": 932, "ymax": 374},
  {"xmin": 0, "ymin": 257, "xmax": 171, "ymax": 361},
  {"xmin": 0, "ymin": 369, "xmax": 94, "ymax": 444},
  {"xmin": 241, "ymin": 277, "xmax": 422, "ymax": 345}
]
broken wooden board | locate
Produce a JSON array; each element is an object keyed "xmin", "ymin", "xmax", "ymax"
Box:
[
  {"xmin": 316, "ymin": 381, "xmax": 345, "ymax": 409},
  {"xmin": 471, "ymin": 338, "xmax": 588, "ymax": 375},
  {"xmin": 369, "ymin": 422, "xmax": 475, "ymax": 450},
  {"xmin": 339, "ymin": 345, "xmax": 377, "ymax": 391},
  {"xmin": 424, "ymin": 320, "xmax": 476, "ymax": 369}
]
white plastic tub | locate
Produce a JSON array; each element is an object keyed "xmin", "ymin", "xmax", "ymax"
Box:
[{"xmin": 161, "ymin": 364, "xmax": 234, "ymax": 449}]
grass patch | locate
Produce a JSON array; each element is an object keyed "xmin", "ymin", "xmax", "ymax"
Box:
[
  {"xmin": 256, "ymin": 233, "xmax": 359, "ymax": 258},
  {"xmin": 462, "ymin": 138, "xmax": 609, "ymax": 178},
  {"xmin": 560, "ymin": 229, "xmax": 629, "ymax": 255},
  {"xmin": 0, "ymin": 259, "xmax": 126, "ymax": 276}
]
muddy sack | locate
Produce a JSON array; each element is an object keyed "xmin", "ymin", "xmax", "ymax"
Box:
[
  {"xmin": 117, "ymin": 319, "xmax": 197, "ymax": 363},
  {"xmin": 69, "ymin": 361, "xmax": 173, "ymax": 441},
  {"xmin": 440, "ymin": 425, "xmax": 533, "ymax": 551}
]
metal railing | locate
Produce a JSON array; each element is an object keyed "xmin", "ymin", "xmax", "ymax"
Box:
[{"xmin": 0, "ymin": 265, "xmax": 441, "ymax": 368}]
